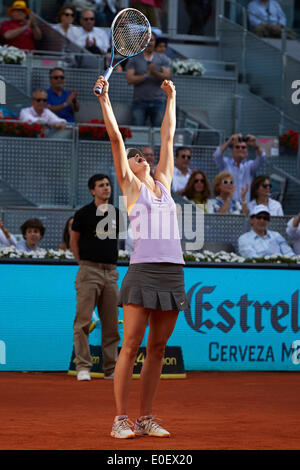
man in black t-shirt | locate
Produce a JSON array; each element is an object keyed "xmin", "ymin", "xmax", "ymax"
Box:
[{"xmin": 70, "ymin": 174, "xmax": 120, "ymax": 381}]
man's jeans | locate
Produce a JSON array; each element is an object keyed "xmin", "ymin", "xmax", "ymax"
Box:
[{"xmin": 132, "ymin": 100, "xmax": 166, "ymax": 127}]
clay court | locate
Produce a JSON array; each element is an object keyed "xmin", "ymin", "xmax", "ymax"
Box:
[{"xmin": 1, "ymin": 370, "xmax": 300, "ymax": 451}]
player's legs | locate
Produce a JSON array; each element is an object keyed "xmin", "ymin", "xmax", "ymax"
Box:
[
  {"xmin": 138, "ymin": 309, "xmax": 179, "ymax": 416},
  {"xmin": 113, "ymin": 304, "xmax": 149, "ymax": 416}
]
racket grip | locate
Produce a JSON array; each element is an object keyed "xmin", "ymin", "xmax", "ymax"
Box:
[{"xmin": 94, "ymin": 67, "xmax": 114, "ymax": 95}]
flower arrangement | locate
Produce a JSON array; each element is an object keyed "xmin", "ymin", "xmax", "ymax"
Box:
[
  {"xmin": 79, "ymin": 118, "xmax": 132, "ymax": 141},
  {"xmin": 172, "ymin": 59, "xmax": 206, "ymax": 76},
  {"xmin": 0, "ymin": 46, "xmax": 26, "ymax": 64},
  {"xmin": 0, "ymin": 117, "xmax": 45, "ymax": 138},
  {"xmin": 280, "ymin": 129, "xmax": 299, "ymax": 152},
  {"xmin": 1, "ymin": 247, "xmax": 300, "ymax": 264}
]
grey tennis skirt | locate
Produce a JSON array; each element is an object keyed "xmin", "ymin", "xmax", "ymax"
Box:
[{"xmin": 118, "ymin": 263, "xmax": 189, "ymax": 311}]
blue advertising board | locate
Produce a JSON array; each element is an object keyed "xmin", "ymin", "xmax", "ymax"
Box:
[{"xmin": 0, "ymin": 262, "xmax": 300, "ymax": 371}]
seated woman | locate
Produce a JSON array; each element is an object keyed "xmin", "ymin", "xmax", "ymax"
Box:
[
  {"xmin": 207, "ymin": 171, "xmax": 248, "ymax": 215},
  {"xmin": 181, "ymin": 170, "xmax": 211, "ymax": 212},
  {"xmin": 58, "ymin": 216, "xmax": 74, "ymax": 251},
  {"xmin": 248, "ymin": 175, "xmax": 283, "ymax": 216},
  {"xmin": 53, "ymin": 5, "xmax": 78, "ymax": 43}
]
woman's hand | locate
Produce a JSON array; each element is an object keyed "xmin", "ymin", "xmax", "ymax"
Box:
[
  {"xmin": 161, "ymin": 79, "xmax": 176, "ymax": 97},
  {"xmin": 93, "ymin": 76, "xmax": 109, "ymax": 98}
]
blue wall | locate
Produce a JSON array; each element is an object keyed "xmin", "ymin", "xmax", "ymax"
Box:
[{"xmin": 0, "ymin": 262, "xmax": 300, "ymax": 371}]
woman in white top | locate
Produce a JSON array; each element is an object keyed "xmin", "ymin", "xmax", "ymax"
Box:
[
  {"xmin": 248, "ymin": 175, "xmax": 284, "ymax": 216},
  {"xmin": 53, "ymin": 5, "xmax": 79, "ymax": 43}
]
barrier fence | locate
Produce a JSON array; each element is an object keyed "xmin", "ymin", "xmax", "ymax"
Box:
[{"xmin": 1, "ymin": 260, "xmax": 300, "ymax": 372}]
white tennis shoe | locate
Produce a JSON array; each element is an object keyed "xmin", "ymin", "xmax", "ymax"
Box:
[
  {"xmin": 111, "ymin": 416, "xmax": 135, "ymax": 439},
  {"xmin": 77, "ymin": 370, "xmax": 91, "ymax": 381},
  {"xmin": 134, "ymin": 415, "xmax": 170, "ymax": 437}
]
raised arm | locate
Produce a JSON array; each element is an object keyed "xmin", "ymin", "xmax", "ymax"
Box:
[
  {"xmin": 154, "ymin": 80, "xmax": 176, "ymax": 191},
  {"xmin": 93, "ymin": 76, "xmax": 139, "ymax": 199}
]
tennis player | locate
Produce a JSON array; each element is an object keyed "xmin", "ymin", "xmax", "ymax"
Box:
[{"xmin": 93, "ymin": 76, "xmax": 188, "ymax": 439}]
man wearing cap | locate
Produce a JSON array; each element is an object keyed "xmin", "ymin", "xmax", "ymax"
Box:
[
  {"xmin": 0, "ymin": 1, "xmax": 42, "ymax": 50},
  {"xmin": 238, "ymin": 204, "xmax": 295, "ymax": 259}
]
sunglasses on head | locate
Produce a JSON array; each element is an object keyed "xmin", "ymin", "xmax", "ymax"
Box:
[
  {"xmin": 234, "ymin": 145, "xmax": 247, "ymax": 149},
  {"xmin": 180, "ymin": 154, "xmax": 191, "ymax": 160},
  {"xmin": 222, "ymin": 179, "xmax": 234, "ymax": 185},
  {"xmin": 51, "ymin": 75, "xmax": 65, "ymax": 80},
  {"xmin": 255, "ymin": 214, "xmax": 270, "ymax": 221},
  {"xmin": 261, "ymin": 183, "xmax": 272, "ymax": 189},
  {"xmin": 34, "ymin": 98, "xmax": 47, "ymax": 102},
  {"xmin": 63, "ymin": 12, "xmax": 74, "ymax": 17}
]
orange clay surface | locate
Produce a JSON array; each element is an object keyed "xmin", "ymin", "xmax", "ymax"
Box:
[{"xmin": 0, "ymin": 371, "xmax": 300, "ymax": 450}]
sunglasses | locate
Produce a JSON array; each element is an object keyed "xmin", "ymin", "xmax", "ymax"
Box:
[
  {"xmin": 222, "ymin": 179, "xmax": 234, "ymax": 185},
  {"xmin": 180, "ymin": 154, "xmax": 191, "ymax": 160},
  {"xmin": 34, "ymin": 98, "xmax": 47, "ymax": 102},
  {"xmin": 194, "ymin": 178, "xmax": 205, "ymax": 183},
  {"xmin": 51, "ymin": 75, "xmax": 65, "ymax": 80},
  {"xmin": 63, "ymin": 12, "xmax": 74, "ymax": 17},
  {"xmin": 82, "ymin": 17, "xmax": 95, "ymax": 21},
  {"xmin": 261, "ymin": 183, "xmax": 272, "ymax": 189},
  {"xmin": 255, "ymin": 215, "xmax": 270, "ymax": 221},
  {"xmin": 234, "ymin": 145, "xmax": 247, "ymax": 149}
]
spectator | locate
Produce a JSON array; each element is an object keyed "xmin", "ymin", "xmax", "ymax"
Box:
[
  {"xmin": 130, "ymin": 0, "xmax": 163, "ymax": 28},
  {"xmin": 58, "ymin": 216, "xmax": 74, "ymax": 251},
  {"xmin": 73, "ymin": 9, "xmax": 110, "ymax": 54},
  {"xmin": 248, "ymin": 175, "xmax": 284, "ymax": 216},
  {"xmin": 286, "ymin": 213, "xmax": 300, "ymax": 255},
  {"xmin": 53, "ymin": 5, "xmax": 79, "ymax": 43},
  {"xmin": 0, "ymin": 219, "xmax": 17, "ymax": 247},
  {"xmin": 247, "ymin": 0, "xmax": 286, "ymax": 38},
  {"xmin": 141, "ymin": 145, "xmax": 156, "ymax": 174},
  {"xmin": 213, "ymin": 133, "xmax": 266, "ymax": 203},
  {"xmin": 155, "ymin": 36, "xmax": 168, "ymax": 54},
  {"xmin": 19, "ymin": 89, "xmax": 67, "ymax": 128},
  {"xmin": 206, "ymin": 171, "xmax": 248, "ymax": 215},
  {"xmin": 184, "ymin": 0, "xmax": 212, "ymax": 36},
  {"xmin": 125, "ymin": 31, "xmax": 171, "ymax": 127},
  {"xmin": 238, "ymin": 205, "xmax": 294, "ymax": 258},
  {"xmin": 70, "ymin": 173, "xmax": 120, "ymax": 381},
  {"xmin": 0, "ymin": 1, "xmax": 42, "ymax": 50},
  {"xmin": 0, "ymin": 105, "xmax": 17, "ymax": 118},
  {"xmin": 46, "ymin": 68, "xmax": 80, "ymax": 123},
  {"xmin": 181, "ymin": 170, "xmax": 211, "ymax": 212},
  {"xmin": 172, "ymin": 146, "xmax": 193, "ymax": 193},
  {"xmin": 16, "ymin": 218, "xmax": 45, "ymax": 252},
  {"xmin": 70, "ymin": 0, "xmax": 118, "ymax": 27}
]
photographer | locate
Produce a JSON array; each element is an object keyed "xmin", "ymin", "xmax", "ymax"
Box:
[{"xmin": 213, "ymin": 133, "xmax": 266, "ymax": 203}]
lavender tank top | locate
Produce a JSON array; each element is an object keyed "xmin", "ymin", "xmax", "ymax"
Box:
[{"xmin": 128, "ymin": 180, "xmax": 184, "ymax": 265}]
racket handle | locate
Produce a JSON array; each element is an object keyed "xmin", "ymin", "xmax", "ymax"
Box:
[{"xmin": 94, "ymin": 67, "xmax": 114, "ymax": 95}]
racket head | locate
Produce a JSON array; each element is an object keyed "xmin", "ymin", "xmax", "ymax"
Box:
[{"xmin": 111, "ymin": 8, "xmax": 151, "ymax": 58}]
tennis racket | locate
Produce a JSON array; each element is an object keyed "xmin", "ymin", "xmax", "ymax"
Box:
[{"xmin": 94, "ymin": 8, "xmax": 151, "ymax": 95}]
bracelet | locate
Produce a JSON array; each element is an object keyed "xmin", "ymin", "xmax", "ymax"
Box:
[
  {"xmin": 241, "ymin": 200, "xmax": 247, "ymax": 205},
  {"xmin": 63, "ymin": 102, "xmax": 67, "ymax": 107}
]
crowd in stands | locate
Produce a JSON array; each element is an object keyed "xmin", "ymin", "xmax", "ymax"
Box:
[{"xmin": 0, "ymin": 1, "xmax": 298, "ymax": 262}]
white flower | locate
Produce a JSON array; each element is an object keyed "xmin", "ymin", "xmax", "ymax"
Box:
[
  {"xmin": 172, "ymin": 59, "xmax": 206, "ymax": 76},
  {"xmin": 0, "ymin": 46, "xmax": 26, "ymax": 64}
]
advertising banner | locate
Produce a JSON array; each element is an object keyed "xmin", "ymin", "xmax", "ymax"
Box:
[{"xmin": 0, "ymin": 263, "xmax": 300, "ymax": 371}]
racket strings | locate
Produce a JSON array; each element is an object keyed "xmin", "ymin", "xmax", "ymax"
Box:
[{"xmin": 113, "ymin": 10, "xmax": 150, "ymax": 56}]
